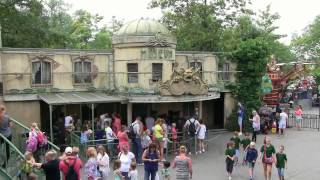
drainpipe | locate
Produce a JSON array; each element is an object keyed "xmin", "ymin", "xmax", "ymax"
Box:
[{"xmin": 0, "ymin": 24, "xmax": 2, "ymax": 48}]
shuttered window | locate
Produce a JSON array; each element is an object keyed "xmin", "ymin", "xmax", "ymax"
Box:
[
  {"xmin": 32, "ymin": 60, "xmax": 52, "ymax": 85},
  {"xmin": 74, "ymin": 61, "xmax": 92, "ymax": 84},
  {"xmin": 152, "ymin": 63, "xmax": 163, "ymax": 82},
  {"xmin": 127, "ymin": 63, "xmax": 138, "ymax": 83}
]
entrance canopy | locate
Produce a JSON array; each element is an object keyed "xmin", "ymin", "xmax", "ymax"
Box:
[
  {"xmin": 128, "ymin": 92, "xmax": 220, "ymax": 103},
  {"xmin": 38, "ymin": 92, "xmax": 125, "ymax": 105}
]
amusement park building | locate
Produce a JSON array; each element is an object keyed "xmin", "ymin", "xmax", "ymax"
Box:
[{"xmin": 0, "ymin": 19, "xmax": 237, "ymax": 139}]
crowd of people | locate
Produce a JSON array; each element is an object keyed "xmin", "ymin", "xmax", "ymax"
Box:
[
  {"xmin": 0, "ymin": 103, "xmax": 208, "ymax": 180},
  {"xmin": 225, "ymin": 133, "xmax": 288, "ymax": 180},
  {"xmin": 1, "ymin": 101, "xmax": 304, "ymax": 180},
  {"xmin": 228, "ymin": 102, "xmax": 303, "ymax": 180}
]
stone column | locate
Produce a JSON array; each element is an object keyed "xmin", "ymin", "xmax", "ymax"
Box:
[
  {"xmin": 198, "ymin": 101, "xmax": 203, "ymax": 120},
  {"xmin": 127, "ymin": 103, "xmax": 133, "ymax": 125}
]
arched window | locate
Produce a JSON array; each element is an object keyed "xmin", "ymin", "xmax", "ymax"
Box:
[
  {"xmin": 74, "ymin": 60, "xmax": 92, "ymax": 84},
  {"xmin": 31, "ymin": 60, "xmax": 52, "ymax": 85}
]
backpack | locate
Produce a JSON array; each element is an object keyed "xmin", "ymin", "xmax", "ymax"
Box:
[
  {"xmin": 65, "ymin": 159, "xmax": 78, "ymax": 180},
  {"xmin": 37, "ymin": 131, "xmax": 48, "ymax": 148},
  {"xmin": 127, "ymin": 123, "xmax": 137, "ymax": 139},
  {"xmin": 21, "ymin": 160, "xmax": 33, "ymax": 173},
  {"xmin": 188, "ymin": 119, "xmax": 196, "ymax": 136},
  {"xmin": 37, "ymin": 131, "xmax": 44, "ymax": 144},
  {"xmin": 26, "ymin": 136, "xmax": 38, "ymax": 153}
]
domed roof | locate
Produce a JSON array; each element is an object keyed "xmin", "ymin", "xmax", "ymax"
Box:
[
  {"xmin": 112, "ymin": 19, "xmax": 176, "ymax": 46},
  {"xmin": 115, "ymin": 19, "xmax": 171, "ymax": 36}
]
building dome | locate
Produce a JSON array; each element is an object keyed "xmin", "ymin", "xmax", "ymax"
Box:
[{"xmin": 112, "ymin": 19, "xmax": 176, "ymax": 46}]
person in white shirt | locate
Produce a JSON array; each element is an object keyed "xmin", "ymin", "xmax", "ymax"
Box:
[
  {"xmin": 132, "ymin": 117, "xmax": 143, "ymax": 165},
  {"xmin": 100, "ymin": 113, "xmax": 112, "ymax": 129},
  {"xmin": 197, "ymin": 119, "xmax": 207, "ymax": 154},
  {"xmin": 119, "ymin": 144, "xmax": 136, "ymax": 180},
  {"xmin": 128, "ymin": 162, "xmax": 139, "ymax": 180},
  {"xmin": 64, "ymin": 115, "xmax": 73, "ymax": 129},
  {"xmin": 279, "ymin": 110, "xmax": 288, "ymax": 135},
  {"xmin": 104, "ymin": 122, "xmax": 117, "ymax": 156},
  {"xmin": 97, "ymin": 145, "xmax": 110, "ymax": 180}
]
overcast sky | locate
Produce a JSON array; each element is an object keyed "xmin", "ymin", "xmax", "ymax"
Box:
[{"xmin": 67, "ymin": 0, "xmax": 320, "ymax": 44}]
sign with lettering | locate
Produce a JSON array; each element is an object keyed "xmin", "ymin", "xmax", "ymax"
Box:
[{"xmin": 141, "ymin": 48, "xmax": 175, "ymax": 60}]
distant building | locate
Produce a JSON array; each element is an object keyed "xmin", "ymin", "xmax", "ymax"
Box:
[{"xmin": 0, "ymin": 19, "xmax": 237, "ymax": 139}]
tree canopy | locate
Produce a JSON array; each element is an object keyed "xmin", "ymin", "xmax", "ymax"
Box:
[
  {"xmin": 0, "ymin": 0, "xmax": 116, "ymax": 49},
  {"xmin": 291, "ymin": 15, "xmax": 320, "ymax": 61}
]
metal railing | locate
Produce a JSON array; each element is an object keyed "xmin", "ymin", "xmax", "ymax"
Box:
[
  {"xmin": 70, "ymin": 129, "xmax": 225, "ymax": 161},
  {"xmin": 288, "ymin": 113, "xmax": 320, "ymax": 131},
  {"xmin": 9, "ymin": 117, "xmax": 60, "ymax": 154},
  {"xmin": 0, "ymin": 133, "xmax": 24, "ymax": 179}
]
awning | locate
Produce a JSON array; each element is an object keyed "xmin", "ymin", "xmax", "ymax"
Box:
[
  {"xmin": 38, "ymin": 92, "xmax": 126, "ymax": 105},
  {"xmin": 3, "ymin": 94, "xmax": 39, "ymax": 101},
  {"xmin": 128, "ymin": 92, "xmax": 220, "ymax": 103}
]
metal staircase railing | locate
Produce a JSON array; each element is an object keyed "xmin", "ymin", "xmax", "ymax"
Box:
[
  {"xmin": 9, "ymin": 117, "xmax": 60, "ymax": 154},
  {"xmin": 0, "ymin": 133, "xmax": 24, "ymax": 179}
]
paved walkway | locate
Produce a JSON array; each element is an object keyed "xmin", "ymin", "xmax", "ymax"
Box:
[{"xmin": 103, "ymin": 128, "xmax": 320, "ymax": 179}]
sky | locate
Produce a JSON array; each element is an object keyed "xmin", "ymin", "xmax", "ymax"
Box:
[{"xmin": 67, "ymin": 0, "xmax": 320, "ymax": 44}]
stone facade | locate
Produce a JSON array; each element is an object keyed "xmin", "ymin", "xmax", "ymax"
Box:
[{"xmin": 0, "ymin": 19, "xmax": 236, "ymax": 130}]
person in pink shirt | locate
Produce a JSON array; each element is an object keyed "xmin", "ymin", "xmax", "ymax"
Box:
[
  {"xmin": 112, "ymin": 113, "xmax": 122, "ymax": 135},
  {"xmin": 59, "ymin": 147, "xmax": 83, "ymax": 180},
  {"xmin": 171, "ymin": 123, "xmax": 178, "ymax": 154},
  {"xmin": 117, "ymin": 125, "xmax": 130, "ymax": 152},
  {"xmin": 294, "ymin": 105, "xmax": 303, "ymax": 130}
]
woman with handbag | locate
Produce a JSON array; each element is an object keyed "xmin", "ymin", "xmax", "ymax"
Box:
[
  {"xmin": 260, "ymin": 136, "xmax": 276, "ymax": 180},
  {"xmin": 250, "ymin": 110, "xmax": 260, "ymax": 142}
]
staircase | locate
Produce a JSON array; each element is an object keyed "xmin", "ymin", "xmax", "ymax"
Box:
[
  {"xmin": 263, "ymin": 88, "xmax": 281, "ymax": 105},
  {"xmin": 0, "ymin": 133, "xmax": 24, "ymax": 180},
  {"xmin": 0, "ymin": 117, "xmax": 60, "ymax": 179},
  {"xmin": 263, "ymin": 65, "xmax": 307, "ymax": 106}
]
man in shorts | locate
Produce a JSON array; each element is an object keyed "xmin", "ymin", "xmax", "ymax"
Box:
[{"xmin": 279, "ymin": 110, "xmax": 288, "ymax": 135}]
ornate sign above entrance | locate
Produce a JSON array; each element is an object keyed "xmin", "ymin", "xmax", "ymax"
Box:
[
  {"xmin": 144, "ymin": 32, "xmax": 170, "ymax": 47},
  {"xmin": 159, "ymin": 63, "xmax": 208, "ymax": 96}
]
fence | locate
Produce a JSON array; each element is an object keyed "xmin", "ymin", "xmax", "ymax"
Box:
[
  {"xmin": 288, "ymin": 113, "xmax": 320, "ymax": 131},
  {"xmin": 70, "ymin": 129, "xmax": 224, "ymax": 162}
]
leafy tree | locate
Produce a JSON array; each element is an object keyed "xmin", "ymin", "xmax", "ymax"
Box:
[
  {"xmin": 0, "ymin": 0, "xmax": 51, "ymax": 47},
  {"xmin": 291, "ymin": 15, "xmax": 320, "ymax": 61},
  {"xmin": 150, "ymin": 0, "xmax": 252, "ymax": 51},
  {"xmin": 0, "ymin": 0, "xmax": 113, "ymax": 50},
  {"xmin": 69, "ymin": 10, "xmax": 103, "ymax": 49},
  {"xmin": 88, "ymin": 27, "xmax": 112, "ymax": 50},
  {"xmin": 44, "ymin": 0, "xmax": 73, "ymax": 48}
]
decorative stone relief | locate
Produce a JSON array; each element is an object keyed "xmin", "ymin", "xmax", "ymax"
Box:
[{"xmin": 159, "ymin": 63, "xmax": 208, "ymax": 96}]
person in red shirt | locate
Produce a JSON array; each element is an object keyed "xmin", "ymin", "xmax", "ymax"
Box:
[
  {"xmin": 59, "ymin": 147, "xmax": 83, "ymax": 180},
  {"xmin": 112, "ymin": 113, "xmax": 121, "ymax": 135}
]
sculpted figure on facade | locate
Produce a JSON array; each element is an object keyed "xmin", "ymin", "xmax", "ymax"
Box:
[{"xmin": 159, "ymin": 62, "xmax": 208, "ymax": 96}]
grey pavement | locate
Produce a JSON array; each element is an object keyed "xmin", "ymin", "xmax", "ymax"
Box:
[{"xmin": 102, "ymin": 128, "xmax": 320, "ymax": 180}]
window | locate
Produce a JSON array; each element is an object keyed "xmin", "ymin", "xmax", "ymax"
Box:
[
  {"xmin": 32, "ymin": 60, "xmax": 51, "ymax": 85},
  {"xmin": 223, "ymin": 63, "xmax": 230, "ymax": 80},
  {"xmin": 127, "ymin": 63, "xmax": 138, "ymax": 83},
  {"xmin": 74, "ymin": 61, "xmax": 92, "ymax": 84},
  {"xmin": 152, "ymin": 63, "xmax": 163, "ymax": 82},
  {"xmin": 190, "ymin": 62, "xmax": 202, "ymax": 78}
]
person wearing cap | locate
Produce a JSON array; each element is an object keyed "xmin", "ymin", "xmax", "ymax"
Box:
[
  {"xmin": 246, "ymin": 142, "xmax": 258, "ymax": 180},
  {"xmin": 59, "ymin": 146, "xmax": 83, "ymax": 180}
]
